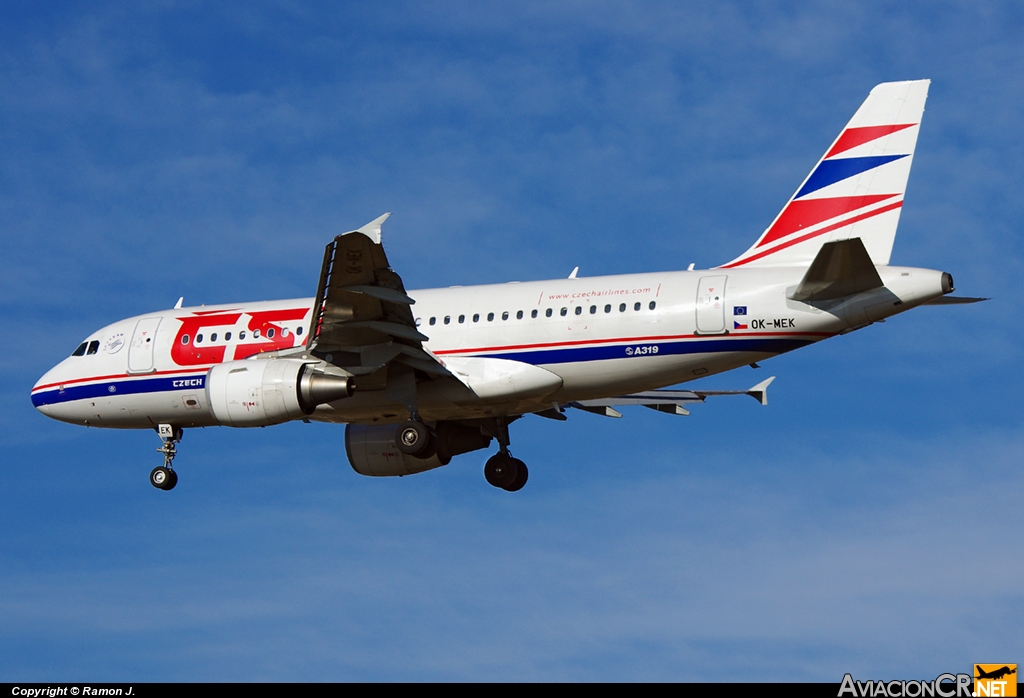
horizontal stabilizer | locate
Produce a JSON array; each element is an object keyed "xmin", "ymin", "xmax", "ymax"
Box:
[
  {"xmin": 788, "ymin": 238, "xmax": 882, "ymax": 302},
  {"xmin": 922, "ymin": 296, "xmax": 989, "ymax": 305}
]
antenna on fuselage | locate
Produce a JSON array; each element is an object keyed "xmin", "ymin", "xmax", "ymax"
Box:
[
  {"xmin": 568, "ymin": 267, "xmax": 579, "ymax": 279},
  {"xmin": 174, "ymin": 297, "xmax": 184, "ymax": 309},
  {"xmin": 687, "ymin": 263, "xmax": 695, "ymax": 271}
]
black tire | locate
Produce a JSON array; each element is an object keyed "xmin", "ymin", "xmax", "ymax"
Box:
[
  {"xmin": 484, "ymin": 453, "xmax": 519, "ymax": 489},
  {"xmin": 150, "ymin": 467, "xmax": 171, "ymax": 490},
  {"xmin": 163, "ymin": 469, "xmax": 178, "ymax": 491},
  {"xmin": 503, "ymin": 459, "xmax": 528, "ymax": 492},
  {"xmin": 395, "ymin": 420, "xmax": 431, "ymax": 457}
]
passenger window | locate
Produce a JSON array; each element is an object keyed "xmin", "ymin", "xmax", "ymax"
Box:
[
  {"xmin": 531, "ymin": 310, "xmax": 538, "ymax": 318},
  {"xmin": 181, "ymin": 335, "xmax": 190, "ymax": 345},
  {"xmin": 225, "ymin": 332, "xmax": 232, "ymax": 341},
  {"xmin": 240, "ymin": 331, "xmax": 247, "ymax": 340},
  {"xmin": 589, "ymin": 305, "xmax": 597, "ymax": 314},
  {"xmin": 473, "ymin": 314, "xmax": 480, "ymax": 323},
  {"xmin": 71, "ymin": 342, "xmax": 88, "ymax": 357},
  {"xmin": 196, "ymin": 334, "xmax": 204, "ymax": 344},
  {"xmin": 634, "ymin": 302, "xmax": 641, "ymax": 311},
  {"xmin": 517, "ymin": 310, "xmax": 524, "ymax": 320},
  {"xmin": 501, "ymin": 311, "xmax": 509, "ymax": 321},
  {"xmin": 86, "ymin": 340, "xmax": 99, "ymax": 355},
  {"xmin": 619, "ymin": 303, "xmax": 626, "ymax": 312},
  {"xmin": 282, "ymin": 328, "xmax": 288, "ymax": 337},
  {"xmin": 296, "ymin": 327, "xmax": 303, "ymax": 336},
  {"xmin": 546, "ymin": 308, "xmax": 553, "ymax": 317},
  {"xmin": 254, "ymin": 329, "xmax": 261, "ymax": 338},
  {"xmin": 560, "ymin": 308, "xmax": 567, "ymax": 316},
  {"xmin": 268, "ymin": 328, "xmax": 275, "ymax": 338},
  {"xmin": 429, "ymin": 317, "xmax": 436, "ymax": 326},
  {"xmin": 649, "ymin": 301, "xmax": 657, "ymax": 310},
  {"xmin": 487, "ymin": 312, "xmax": 494, "ymax": 321},
  {"xmin": 459, "ymin": 315, "xmax": 465, "ymax": 324},
  {"xmin": 604, "ymin": 304, "xmax": 611, "ymax": 313},
  {"xmin": 575, "ymin": 306, "xmax": 583, "ymax": 315},
  {"xmin": 211, "ymin": 333, "xmax": 218, "ymax": 342},
  {"xmin": 444, "ymin": 316, "xmax": 451, "ymax": 325}
]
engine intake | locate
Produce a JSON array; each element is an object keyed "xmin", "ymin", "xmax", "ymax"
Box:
[{"xmin": 207, "ymin": 359, "xmax": 353, "ymax": 427}]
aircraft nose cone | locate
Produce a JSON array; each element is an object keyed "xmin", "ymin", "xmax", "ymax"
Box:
[{"xmin": 31, "ymin": 369, "xmax": 57, "ymax": 417}]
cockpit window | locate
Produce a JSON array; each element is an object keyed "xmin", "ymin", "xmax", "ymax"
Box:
[
  {"xmin": 71, "ymin": 342, "xmax": 88, "ymax": 357},
  {"xmin": 86, "ymin": 340, "xmax": 100, "ymax": 355}
]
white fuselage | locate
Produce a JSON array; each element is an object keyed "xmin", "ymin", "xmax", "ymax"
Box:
[{"xmin": 31, "ymin": 265, "xmax": 948, "ymax": 429}]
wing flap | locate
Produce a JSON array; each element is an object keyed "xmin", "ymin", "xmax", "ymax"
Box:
[{"xmin": 572, "ymin": 377, "xmax": 776, "ymax": 415}]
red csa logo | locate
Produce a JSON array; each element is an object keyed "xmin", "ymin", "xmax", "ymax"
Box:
[{"xmin": 171, "ymin": 308, "xmax": 310, "ymax": 366}]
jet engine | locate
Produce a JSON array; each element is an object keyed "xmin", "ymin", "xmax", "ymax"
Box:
[
  {"xmin": 346, "ymin": 421, "xmax": 492, "ymax": 477},
  {"xmin": 206, "ymin": 359, "xmax": 353, "ymax": 427}
]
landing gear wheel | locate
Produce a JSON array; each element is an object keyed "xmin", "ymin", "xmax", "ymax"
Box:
[
  {"xmin": 395, "ymin": 420, "xmax": 436, "ymax": 458},
  {"xmin": 150, "ymin": 466, "xmax": 176, "ymax": 490},
  {"xmin": 503, "ymin": 459, "xmax": 528, "ymax": 492},
  {"xmin": 484, "ymin": 453, "xmax": 519, "ymax": 489}
]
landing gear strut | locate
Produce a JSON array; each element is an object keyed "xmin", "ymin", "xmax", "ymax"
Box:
[
  {"xmin": 482, "ymin": 418, "xmax": 528, "ymax": 492},
  {"xmin": 151, "ymin": 424, "xmax": 181, "ymax": 491}
]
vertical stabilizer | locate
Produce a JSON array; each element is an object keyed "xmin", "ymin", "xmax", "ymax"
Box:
[{"xmin": 722, "ymin": 80, "xmax": 929, "ymax": 268}]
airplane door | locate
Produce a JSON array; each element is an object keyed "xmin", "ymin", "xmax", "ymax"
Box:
[
  {"xmin": 127, "ymin": 317, "xmax": 162, "ymax": 373},
  {"xmin": 695, "ymin": 275, "xmax": 727, "ymax": 334}
]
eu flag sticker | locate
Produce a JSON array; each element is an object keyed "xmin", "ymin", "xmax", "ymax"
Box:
[{"xmin": 733, "ymin": 306, "xmax": 747, "ymax": 315}]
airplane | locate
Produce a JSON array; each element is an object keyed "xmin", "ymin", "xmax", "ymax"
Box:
[
  {"xmin": 975, "ymin": 666, "xmax": 1017, "ymax": 681},
  {"xmin": 30, "ymin": 79, "xmax": 983, "ymax": 493}
]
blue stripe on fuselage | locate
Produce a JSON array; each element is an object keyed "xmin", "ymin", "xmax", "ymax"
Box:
[
  {"xmin": 31, "ymin": 374, "xmax": 206, "ymax": 407},
  {"xmin": 476, "ymin": 337, "xmax": 813, "ymax": 365}
]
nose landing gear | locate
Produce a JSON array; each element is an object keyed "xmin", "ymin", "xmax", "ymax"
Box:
[{"xmin": 151, "ymin": 424, "xmax": 181, "ymax": 491}]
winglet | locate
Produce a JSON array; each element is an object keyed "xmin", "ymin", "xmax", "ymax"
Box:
[
  {"xmin": 747, "ymin": 376, "xmax": 776, "ymax": 406},
  {"xmin": 354, "ymin": 213, "xmax": 391, "ymax": 244}
]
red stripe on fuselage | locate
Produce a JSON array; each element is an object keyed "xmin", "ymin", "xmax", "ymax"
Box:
[
  {"xmin": 432, "ymin": 330, "xmax": 834, "ymax": 356},
  {"xmin": 32, "ymin": 366, "xmax": 212, "ymax": 393}
]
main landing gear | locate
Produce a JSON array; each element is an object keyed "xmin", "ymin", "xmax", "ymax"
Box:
[
  {"xmin": 395, "ymin": 416, "xmax": 439, "ymax": 460},
  {"xmin": 150, "ymin": 424, "xmax": 181, "ymax": 491},
  {"xmin": 484, "ymin": 452, "xmax": 528, "ymax": 492},
  {"xmin": 482, "ymin": 417, "xmax": 528, "ymax": 492},
  {"xmin": 395, "ymin": 415, "xmax": 531, "ymax": 492}
]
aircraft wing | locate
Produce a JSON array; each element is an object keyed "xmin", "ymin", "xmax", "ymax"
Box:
[
  {"xmin": 569, "ymin": 377, "xmax": 775, "ymax": 417},
  {"xmin": 306, "ymin": 214, "xmax": 450, "ymax": 377}
]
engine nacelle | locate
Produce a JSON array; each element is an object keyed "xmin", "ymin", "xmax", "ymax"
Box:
[
  {"xmin": 206, "ymin": 359, "xmax": 353, "ymax": 427},
  {"xmin": 346, "ymin": 422, "xmax": 492, "ymax": 477}
]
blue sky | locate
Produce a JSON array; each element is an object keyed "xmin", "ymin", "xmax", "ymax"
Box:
[{"xmin": 1, "ymin": 1, "xmax": 1021, "ymax": 681}]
